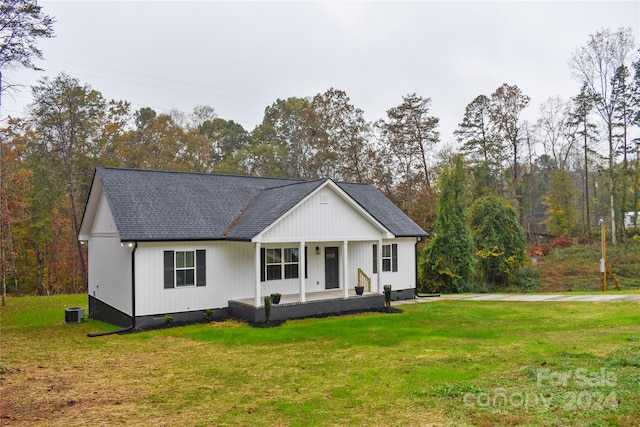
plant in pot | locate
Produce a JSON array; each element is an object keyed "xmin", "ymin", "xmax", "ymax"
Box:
[
  {"xmin": 354, "ymin": 284, "xmax": 364, "ymax": 296},
  {"xmin": 271, "ymin": 292, "xmax": 281, "ymax": 304}
]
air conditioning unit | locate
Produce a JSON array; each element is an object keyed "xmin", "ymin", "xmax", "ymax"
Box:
[{"xmin": 65, "ymin": 307, "xmax": 84, "ymax": 324}]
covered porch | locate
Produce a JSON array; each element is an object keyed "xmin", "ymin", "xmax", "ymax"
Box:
[{"xmin": 228, "ymin": 289, "xmax": 385, "ymax": 323}]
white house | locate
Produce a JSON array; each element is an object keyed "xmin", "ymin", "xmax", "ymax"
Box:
[{"xmin": 78, "ymin": 168, "xmax": 428, "ymax": 328}]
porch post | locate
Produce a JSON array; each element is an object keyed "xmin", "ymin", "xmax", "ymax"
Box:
[
  {"xmin": 343, "ymin": 240, "xmax": 349, "ymax": 298},
  {"xmin": 377, "ymin": 239, "xmax": 383, "ymax": 293},
  {"xmin": 299, "ymin": 241, "xmax": 306, "ymax": 303},
  {"xmin": 255, "ymin": 243, "xmax": 261, "ymax": 307}
]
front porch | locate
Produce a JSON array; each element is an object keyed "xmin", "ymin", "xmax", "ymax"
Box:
[{"xmin": 229, "ymin": 289, "xmax": 385, "ymax": 323}]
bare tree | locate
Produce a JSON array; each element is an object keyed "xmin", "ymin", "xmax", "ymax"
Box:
[
  {"xmin": 569, "ymin": 27, "xmax": 636, "ymax": 244},
  {"xmin": 536, "ymin": 96, "xmax": 577, "ymax": 171}
]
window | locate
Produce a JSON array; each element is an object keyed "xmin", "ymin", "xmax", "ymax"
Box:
[
  {"xmin": 164, "ymin": 250, "xmax": 206, "ymax": 288},
  {"xmin": 266, "ymin": 248, "xmax": 282, "ymax": 281},
  {"xmin": 373, "ymin": 243, "xmax": 398, "ymax": 273},
  {"xmin": 284, "ymin": 248, "xmax": 299, "ymax": 279},
  {"xmin": 176, "ymin": 251, "xmax": 195, "ymax": 286},
  {"xmin": 261, "ymin": 247, "xmax": 302, "ymax": 281}
]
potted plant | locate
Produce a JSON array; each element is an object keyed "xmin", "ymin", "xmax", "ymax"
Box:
[
  {"xmin": 271, "ymin": 292, "xmax": 281, "ymax": 304},
  {"xmin": 354, "ymin": 284, "xmax": 364, "ymax": 296}
]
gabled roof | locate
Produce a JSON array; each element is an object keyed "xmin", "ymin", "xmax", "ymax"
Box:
[{"xmin": 80, "ymin": 167, "xmax": 428, "ymax": 242}]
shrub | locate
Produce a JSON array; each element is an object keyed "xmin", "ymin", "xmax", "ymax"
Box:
[
  {"xmin": 552, "ymin": 235, "xmax": 573, "ymax": 248},
  {"xmin": 469, "ymin": 195, "xmax": 527, "ymax": 289},
  {"xmin": 264, "ymin": 295, "xmax": 272, "ymax": 324}
]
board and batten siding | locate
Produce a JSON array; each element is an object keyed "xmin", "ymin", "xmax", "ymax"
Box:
[
  {"xmin": 375, "ymin": 238, "xmax": 417, "ymax": 291},
  {"xmin": 347, "ymin": 238, "xmax": 417, "ymax": 292},
  {"xmin": 134, "ymin": 241, "xmax": 256, "ymax": 316},
  {"xmin": 87, "ymin": 192, "xmax": 132, "ymax": 315},
  {"xmin": 88, "ymin": 236, "xmax": 132, "ymax": 315},
  {"xmin": 260, "ymin": 188, "xmax": 386, "ymax": 243}
]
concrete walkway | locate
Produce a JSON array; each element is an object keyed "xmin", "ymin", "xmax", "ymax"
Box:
[{"xmin": 397, "ymin": 293, "xmax": 640, "ymax": 305}]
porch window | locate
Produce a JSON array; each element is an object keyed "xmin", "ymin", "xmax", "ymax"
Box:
[
  {"xmin": 373, "ymin": 243, "xmax": 398, "ymax": 273},
  {"xmin": 164, "ymin": 250, "xmax": 206, "ymax": 288},
  {"xmin": 265, "ymin": 248, "xmax": 282, "ymax": 280},
  {"xmin": 261, "ymin": 247, "xmax": 301, "ymax": 281}
]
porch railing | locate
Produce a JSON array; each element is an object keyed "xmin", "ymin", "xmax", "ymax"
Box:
[{"xmin": 357, "ymin": 268, "xmax": 371, "ymax": 292}]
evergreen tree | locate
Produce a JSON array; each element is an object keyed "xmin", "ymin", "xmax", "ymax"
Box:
[{"xmin": 420, "ymin": 156, "xmax": 474, "ymax": 293}]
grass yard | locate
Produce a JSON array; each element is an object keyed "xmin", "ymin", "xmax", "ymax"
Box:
[
  {"xmin": 535, "ymin": 242, "xmax": 640, "ymax": 293},
  {"xmin": 1, "ymin": 295, "xmax": 639, "ymax": 426}
]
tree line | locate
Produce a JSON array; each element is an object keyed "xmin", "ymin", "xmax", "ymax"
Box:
[{"xmin": 0, "ymin": 2, "xmax": 638, "ymax": 295}]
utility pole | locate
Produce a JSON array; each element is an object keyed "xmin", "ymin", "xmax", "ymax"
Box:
[{"xmin": 599, "ymin": 219, "xmax": 606, "ymax": 291}]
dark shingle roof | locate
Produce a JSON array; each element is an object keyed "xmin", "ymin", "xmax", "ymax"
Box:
[
  {"xmin": 224, "ymin": 180, "xmax": 326, "ymax": 240},
  {"xmin": 90, "ymin": 167, "xmax": 428, "ymax": 241},
  {"xmin": 337, "ymin": 182, "xmax": 428, "ymax": 238}
]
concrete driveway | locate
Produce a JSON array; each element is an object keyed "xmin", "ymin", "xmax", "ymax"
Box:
[{"xmin": 404, "ymin": 293, "xmax": 640, "ymax": 303}]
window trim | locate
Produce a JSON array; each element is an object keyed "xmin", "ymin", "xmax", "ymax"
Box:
[
  {"xmin": 374, "ymin": 243, "xmax": 398, "ymax": 273},
  {"xmin": 261, "ymin": 246, "xmax": 305, "ymax": 282},
  {"xmin": 163, "ymin": 249, "xmax": 206, "ymax": 289}
]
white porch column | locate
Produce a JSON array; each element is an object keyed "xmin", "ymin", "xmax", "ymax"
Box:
[
  {"xmin": 377, "ymin": 239, "xmax": 383, "ymax": 293},
  {"xmin": 299, "ymin": 241, "xmax": 306, "ymax": 303},
  {"xmin": 343, "ymin": 240, "xmax": 349, "ymax": 298},
  {"xmin": 255, "ymin": 243, "xmax": 261, "ymax": 307}
]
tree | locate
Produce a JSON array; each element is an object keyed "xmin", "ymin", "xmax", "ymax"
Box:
[
  {"xmin": 489, "ymin": 83, "xmax": 530, "ymax": 221},
  {"xmin": 570, "ymin": 27, "xmax": 636, "ymax": 244},
  {"xmin": 0, "ymin": 118, "xmax": 31, "ymax": 302},
  {"xmin": 420, "ymin": 156, "xmax": 474, "ymax": 293},
  {"xmin": 182, "ymin": 116, "xmax": 251, "ymax": 174},
  {"xmin": 568, "ymin": 83, "xmax": 599, "ymax": 236},
  {"xmin": 630, "ymin": 52, "xmax": 640, "ymax": 230},
  {"xmin": 377, "ymin": 93, "xmax": 439, "ymax": 188},
  {"xmin": 251, "ymin": 97, "xmax": 311, "ymax": 178},
  {"xmin": 610, "ymin": 64, "xmax": 638, "ymax": 241},
  {"xmin": 536, "ymin": 96, "xmax": 576, "ymax": 171},
  {"xmin": 455, "ymin": 94, "xmax": 504, "ymax": 196},
  {"xmin": 29, "ymin": 72, "xmax": 111, "ymax": 290},
  {"xmin": 0, "ymin": 0, "xmax": 54, "ymax": 93},
  {"xmin": 469, "ymin": 195, "xmax": 527, "ymax": 289},
  {"xmin": 376, "ymin": 94, "xmax": 439, "ymax": 229},
  {"xmin": 307, "ymin": 88, "xmax": 372, "ymax": 182},
  {"xmin": 543, "ymin": 169, "xmax": 578, "ymax": 236}
]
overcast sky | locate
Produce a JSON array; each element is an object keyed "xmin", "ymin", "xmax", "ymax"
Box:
[{"xmin": 2, "ymin": 1, "xmax": 639, "ymax": 143}]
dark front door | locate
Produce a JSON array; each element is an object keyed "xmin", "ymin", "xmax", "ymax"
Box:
[{"xmin": 324, "ymin": 247, "xmax": 339, "ymax": 289}]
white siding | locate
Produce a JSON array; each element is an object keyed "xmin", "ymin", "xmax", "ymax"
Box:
[
  {"xmin": 377, "ymin": 238, "xmax": 418, "ymax": 291},
  {"xmin": 261, "ymin": 188, "xmax": 384, "ymax": 243},
  {"xmin": 135, "ymin": 241, "xmax": 256, "ymax": 316},
  {"xmin": 348, "ymin": 238, "xmax": 417, "ymax": 292},
  {"xmin": 86, "ymin": 194, "xmax": 132, "ymax": 315},
  {"xmin": 132, "ymin": 237, "xmax": 418, "ymax": 317},
  {"xmin": 92, "ymin": 194, "xmax": 118, "ymax": 235}
]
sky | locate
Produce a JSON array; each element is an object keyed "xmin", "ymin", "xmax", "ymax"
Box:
[{"xmin": 1, "ymin": 1, "xmax": 639, "ymax": 144}]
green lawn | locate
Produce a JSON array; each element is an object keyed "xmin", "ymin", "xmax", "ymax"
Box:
[{"xmin": 1, "ymin": 294, "xmax": 639, "ymax": 426}]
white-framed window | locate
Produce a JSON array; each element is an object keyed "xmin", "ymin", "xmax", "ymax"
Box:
[
  {"xmin": 266, "ymin": 248, "xmax": 282, "ymax": 281},
  {"xmin": 262, "ymin": 247, "xmax": 300, "ymax": 281},
  {"xmin": 284, "ymin": 248, "xmax": 299, "ymax": 279},
  {"xmin": 373, "ymin": 243, "xmax": 398, "ymax": 273},
  {"xmin": 176, "ymin": 251, "xmax": 195, "ymax": 287},
  {"xmin": 164, "ymin": 250, "xmax": 206, "ymax": 288}
]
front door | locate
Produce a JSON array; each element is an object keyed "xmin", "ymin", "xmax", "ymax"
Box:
[{"xmin": 324, "ymin": 247, "xmax": 339, "ymax": 289}]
